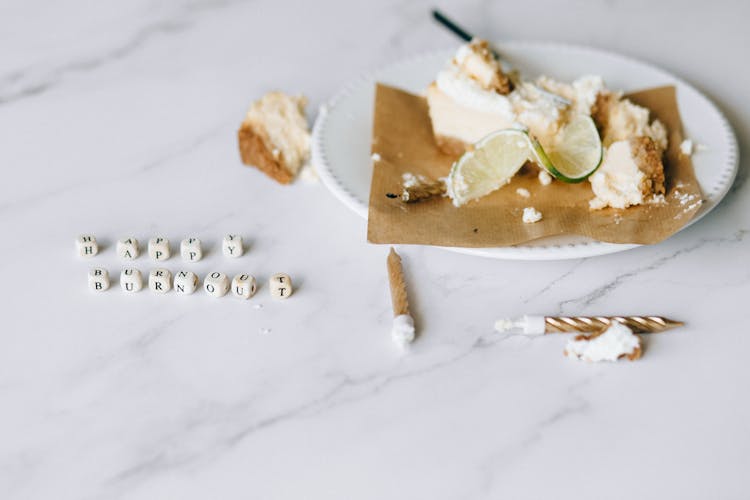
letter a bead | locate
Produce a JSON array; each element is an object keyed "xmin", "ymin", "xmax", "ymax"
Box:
[{"xmin": 117, "ymin": 237, "xmax": 140, "ymax": 260}]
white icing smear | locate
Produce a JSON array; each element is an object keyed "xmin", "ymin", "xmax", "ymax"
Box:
[
  {"xmin": 392, "ymin": 314, "xmax": 415, "ymax": 349},
  {"xmin": 564, "ymin": 322, "xmax": 640, "ymax": 362}
]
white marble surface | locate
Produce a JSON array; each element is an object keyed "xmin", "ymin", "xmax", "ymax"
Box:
[{"xmin": 1, "ymin": 0, "xmax": 748, "ymax": 498}]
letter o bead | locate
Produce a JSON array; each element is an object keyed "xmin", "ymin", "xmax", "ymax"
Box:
[
  {"xmin": 120, "ymin": 268, "xmax": 143, "ymax": 292},
  {"xmin": 88, "ymin": 268, "xmax": 110, "ymax": 292},
  {"xmin": 232, "ymin": 274, "xmax": 256, "ymax": 299},
  {"xmin": 148, "ymin": 268, "xmax": 172, "ymax": 293},
  {"xmin": 204, "ymin": 271, "xmax": 230, "ymax": 298},
  {"xmin": 174, "ymin": 271, "xmax": 199, "ymax": 295},
  {"xmin": 269, "ymin": 273, "xmax": 292, "ymax": 299}
]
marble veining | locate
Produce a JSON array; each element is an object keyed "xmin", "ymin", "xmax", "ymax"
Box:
[{"xmin": 0, "ymin": 0, "xmax": 748, "ymax": 499}]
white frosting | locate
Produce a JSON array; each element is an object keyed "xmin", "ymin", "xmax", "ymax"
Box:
[
  {"xmin": 538, "ymin": 170, "xmax": 552, "ymax": 186},
  {"xmin": 516, "ymin": 188, "xmax": 530, "ymax": 198},
  {"xmin": 392, "ymin": 314, "xmax": 415, "ymax": 349},
  {"xmin": 493, "ymin": 315, "xmax": 546, "ymax": 335},
  {"xmin": 680, "ymin": 139, "xmax": 694, "ymax": 156},
  {"xmin": 589, "ymin": 140, "xmax": 645, "ymax": 210},
  {"xmin": 564, "ymin": 322, "xmax": 640, "ymax": 362},
  {"xmin": 604, "ymin": 97, "xmax": 667, "ymax": 150},
  {"xmin": 436, "ymin": 65, "xmax": 515, "ymax": 117},
  {"xmin": 522, "ymin": 207, "xmax": 543, "ymax": 223}
]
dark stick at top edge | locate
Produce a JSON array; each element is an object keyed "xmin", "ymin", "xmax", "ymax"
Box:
[{"xmin": 431, "ymin": 9, "xmax": 473, "ymax": 42}]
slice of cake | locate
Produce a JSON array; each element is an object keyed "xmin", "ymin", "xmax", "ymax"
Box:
[
  {"xmin": 426, "ymin": 39, "xmax": 515, "ymax": 155},
  {"xmin": 238, "ymin": 92, "xmax": 311, "ymax": 184},
  {"xmin": 589, "ymin": 136, "xmax": 665, "ymax": 210},
  {"xmin": 426, "ymin": 39, "xmax": 604, "ymax": 155}
]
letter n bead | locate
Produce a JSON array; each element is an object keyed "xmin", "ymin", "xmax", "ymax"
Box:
[
  {"xmin": 149, "ymin": 268, "xmax": 172, "ymax": 293},
  {"xmin": 269, "ymin": 273, "xmax": 293, "ymax": 299},
  {"xmin": 88, "ymin": 268, "xmax": 110, "ymax": 291},
  {"xmin": 232, "ymin": 274, "xmax": 256, "ymax": 299},
  {"xmin": 174, "ymin": 271, "xmax": 199, "ymax": 295},
  {"xmin": 204, "ymin": 272, "xmax": 230, "ymax": 298}
]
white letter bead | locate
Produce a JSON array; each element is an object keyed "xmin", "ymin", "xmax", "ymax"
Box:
[
  {"xmin": 174, "ymin": 271, "xmax": 199, "ymax": 295},
  {"xmin": 232, "ymin": 274, "xmax": 256, "ymax": 299},
  {"xmin": 116, "ymin": 237, "xmax": 140, "ymax": 260},
  {"xmin": 180, "ymin": 238, "xmax": 202, "ymax": 262},
  {"xmin": 148, "ymin": 268, "xmax": 172, "ymax": 293},
  {"xmin": 88, "ymin": 268, "xmax": 110, "ymax": 291},
  {"xmin": 148, "ymin": 237, "xmax": 170, "ymax": 261},
  {"xmin": 204, "ymin": 271, "xmax": 230, "ymax": 297},
  {"xmin": 269, "ymin": 273, "xmax": 293, "ymax": 299},
  {"xmin": 120, "ymin": 268, "xmax": 143, "ymax": 292},
  {"xmin": 76, "ymin": 235, "xmax": 98, "ymax": 257},
  {"xmin": 222, "ymin": 234, "xmax": 244, "ymax": 258}
]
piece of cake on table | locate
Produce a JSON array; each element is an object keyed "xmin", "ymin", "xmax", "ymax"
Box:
[{"xmin": 238, "ymin": 92, "xmax": 311, "ymax": 184}]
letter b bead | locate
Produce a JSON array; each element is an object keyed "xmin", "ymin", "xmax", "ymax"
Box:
[
  {"xmin": 88, "ymin": 268, "xmax": 110, "ymax": 292},
  {"xmin": 204, "ymin": 271, "xmax": 230, "ymax": 298},
  {"xmin": 269, "ymin": 273, "xmax": 293, "ymax": 299}
]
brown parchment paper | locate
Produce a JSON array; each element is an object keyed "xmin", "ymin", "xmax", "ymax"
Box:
[{"xmin": 367, "ymin": 83, "xmax": 703, "ymax": 247}]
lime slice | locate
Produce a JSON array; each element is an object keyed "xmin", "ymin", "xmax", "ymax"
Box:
[
  {"xmin": 445, "ymin": 129, "xmax": 532, "ymax": 207},
  {"xmin": 532, "ymin": 115, "xmax": 603, "ymax": 183}
]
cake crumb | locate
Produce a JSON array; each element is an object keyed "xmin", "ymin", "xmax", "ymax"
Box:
[
  {"xmin": 516, "ymin": 187, "xmax": 531, "ymax": 198},
  {"xmin": 679, "ymin": 139, "xmax": 694, "ymax": 157},
  {"xmin": 522, "ymin": 207, "xmax": 543, "ymax": 223},
  {"xmin": 538, "ymin": 170, "xmax": 552, "ymax": 186},
  {"xmin": 371, "ymin": 152, "xmax": 382, "ymax": 162}
]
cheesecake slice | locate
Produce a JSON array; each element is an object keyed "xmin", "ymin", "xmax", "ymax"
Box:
[
  {"xmin": 426, "ymin": 39, "xmax": 603, "ymax": 155},
  {"xmin": 589, "ymin": 136, "xmax": 665, "ymax": 210},
  {"xmin": 238, "ymin": 92, "xmax": 311, "ymax": 184}
]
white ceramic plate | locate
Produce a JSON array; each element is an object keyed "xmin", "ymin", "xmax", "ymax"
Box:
[{"xmin": 312, "ymin": 41, "xmax": 738, "ymax": 260}]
